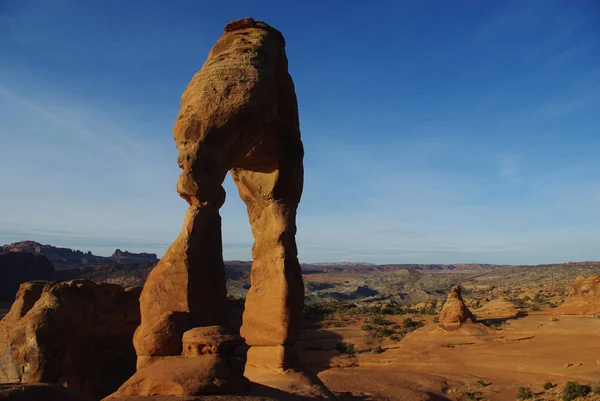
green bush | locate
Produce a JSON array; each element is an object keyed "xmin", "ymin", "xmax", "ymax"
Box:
[
  {"xmin": 361, "ymin": 323, "xmax": 374, "ymax": 331},
  {"xmin": 543, "ymin": 381, "xmax": 555, "ymax": 390},
  {"xmin": 371, "ymin": 346, "xmax": 384, "ymax": 354},
  {"xmin": 376, "ymin": 327, "xmax": 394, "ymax": 337},
  {"xmin": 561, "ymin": 381, "xmax": 591, "ymax": 401},
  {"xmin": 403, "ymin": 317, "xmax": 415, "ymax": 328},
  {"xmin": 530, "ymin": 305, "xmax": 541, "ymax": 312},
  {"xmin": 516, "ymin": 386, "xmax": 533, "ymax": 399},
  {"xmin": 370, "ymin": 315, "xmax": 388, "ymax": 325},
  {"xmin": 335, "ymin": 340, "xmax": 355, "ymax": 354},
  {"xmin": 433, "ymin": 316, "xmax": 440, "ymax": 323},
  {"xmin": 344, "ymin": 343, "xmax": 355, "ymax": 354}
]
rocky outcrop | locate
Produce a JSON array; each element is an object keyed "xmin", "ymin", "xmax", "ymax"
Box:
[
  {"xmin": 0, "ymin": 252, "xmax": 55, "ymax": 301},
  {"xmin": 0, "ymin": 280, "xmax": 141, "ymax": 399},
  {"xmin": 555, "ymin": 274, "xmax": 600, "ymax": 315},
  {"xmin": 474, "ymin": 297, "xmax": 523, "ymax": 321},
  {"xmin": 439, "ymin": 285, "xmax": 477, "ymax": 331},
  {"xmin": 117, "ymin": 17, "xmax": 308, "ymax": 397}
]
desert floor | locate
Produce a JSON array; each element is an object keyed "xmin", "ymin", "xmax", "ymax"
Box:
[{"xmin": 294, "ymin": 311, "xmax": 600, "ymax": 400}]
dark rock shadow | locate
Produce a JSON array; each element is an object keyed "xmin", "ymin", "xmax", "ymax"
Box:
[
  {"xmin": 227, "ymin": 299, "xmax": 369, "ymax": 400},
  {"xmin": 479, "ymin": 310, "xmax": 529, "ymax": 326}
]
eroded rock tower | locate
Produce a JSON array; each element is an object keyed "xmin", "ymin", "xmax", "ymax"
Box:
[{"xmin": 117, "ymin": 18, "xmax": 305, "ymax": 396}]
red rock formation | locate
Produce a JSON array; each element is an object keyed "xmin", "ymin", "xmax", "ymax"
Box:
[
  {"xmin": 118, "ymin": 17, "xmax": 308, "ymax": 397},
  {"xmin": 0, "ymin": 280, "xmax": 140, "ymax": 399},
  {"xmin": 439, "ymin": 285, "xmax": 477, "ymax": 331},
  {"xmin": 555, "ymin": 274, "xmax": 600, "ymax": 315}
]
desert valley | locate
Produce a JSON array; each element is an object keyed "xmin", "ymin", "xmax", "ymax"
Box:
[{"xmin": 2, "ymin": 240, "xmax": 600, "ymax": 400}]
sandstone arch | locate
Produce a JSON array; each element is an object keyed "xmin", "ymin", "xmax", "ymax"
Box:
[{"xmin": 131, "ymin": 18, "xmax": 305, "ymax": 387}]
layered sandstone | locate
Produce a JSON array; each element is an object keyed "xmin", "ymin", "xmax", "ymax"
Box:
[
  {"xmin": 474, "ymin": 297, "xmax": 523, "ymax": 321},
  {"xmin": 117, "ymin": 17, "xmax": 308, "ymax": 397},
  {"xmin": 555, "ymin": 274, "xmax": 600, "ymax": 315},
  {"xmin": 0, "ymin": 280, "xmax": 140, "ymax": 399},
  {"xmin": 439, "ymin": 285, "xmax": 477, "ymax": 331}
]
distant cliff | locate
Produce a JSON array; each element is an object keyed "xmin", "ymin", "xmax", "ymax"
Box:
[{"xmin": 1, "ymin": 241, "xmax": 158, "ymax": 270}]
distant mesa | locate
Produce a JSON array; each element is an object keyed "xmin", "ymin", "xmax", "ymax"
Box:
[
  {"xmin": 111, "ymin": 248, "xmax": 158, "ymax": 261},
  {"xmin": 0, "ymin": 241, "xmax": 160, "ymax": 302},
  {"xmin": 1, "ymin": 240, "xmax": 158, "ymax": 271}
]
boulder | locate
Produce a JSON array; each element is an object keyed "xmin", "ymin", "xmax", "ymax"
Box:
[
  {"xmin": 0, "ymin": 280, "xmax": 140, "ymax": 399},
  {"xmin": 109, "ymin": 355, "xmax": 248, "ymax": 398}
]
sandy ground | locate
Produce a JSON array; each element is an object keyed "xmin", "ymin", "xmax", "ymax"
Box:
[{"xmin": 294, "ymin": 311, "xmax": 600, "ymax": 400}]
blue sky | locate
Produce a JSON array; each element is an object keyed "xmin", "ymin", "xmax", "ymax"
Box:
[{"xmin": 1, "ymin": 1, "xmax": 599, "ymax": 264}]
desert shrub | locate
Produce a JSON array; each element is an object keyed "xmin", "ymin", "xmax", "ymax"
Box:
[
  {"xmin": 380, "ymin": 306, "xmax": 393, "ymax": 314},
  {"xmin": 376, "ymin": 327, "xmax": 394, "ymax": 337},
  {"xmin": 433, "ymin": 316, "xmax": 440, "ymax": 323},
  {"xmin": 335, "ymin": 340, "xmax": 355, "ymax": 354},
  {"xmin": 530, "ymin": 305, "xmax": 541, "ymax": 312},
  {"xmin": 516, "ymin": 386, "xmax": 534, "ymax": 399},
  {"xmin": 543, "ymin": 381, "xmax": 555, "ymax": 390},
  {"xmin": 344, "ymin": 343, "xmax": 355, "ymax": 354},
  {"xmin": 403, "ymin": 317, "xmax": 416, "ymax": 328},
  {"xmin": 561, "ymin": 381, "xmax": 591, "ymax": 401},
  {"xmin": 475, "ymin": 379, "xmax": 489, "ymax": 387},
  {"xmin": 593, "ymin": 382, "xmax": 600, "ymax": 394},
  {"xmin": 371, "ymin": 346, "xmax": 384, "ymax": 354},
  {"xmin": 362, "ymin": 323, "xmax": 374, "ymax": 331},
  {"xmin": 370, "ymin": 315, "xmax": 388, "ymax": 325},
  {"xmin": 508, "ymin": 298, "xmax": 528, "ymax": 308}
]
